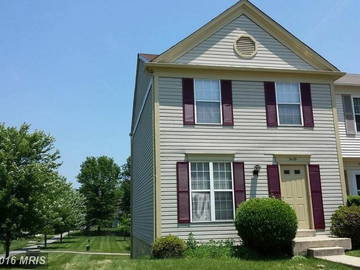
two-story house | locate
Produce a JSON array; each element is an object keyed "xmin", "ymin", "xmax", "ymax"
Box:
[{"xmin": 130, "ymin": 0, "xmax": 352, "ymax": 257}]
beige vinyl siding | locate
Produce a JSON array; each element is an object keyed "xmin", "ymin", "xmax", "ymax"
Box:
[
  {"xmin": 158, "ymin": 77, "xmax": 342, "ymax": 241},
  {"xmin": 336, "ymin": 87, "xmax": 360, "ymax": 157},
  {"xmin": 175, "ymin": 15, "xmax": 316, "ymax": 71},
  {"xmin": 132, "ymin": 85, "xmax": 154, "ymax": 247}
]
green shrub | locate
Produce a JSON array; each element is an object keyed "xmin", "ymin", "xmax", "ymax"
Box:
[
  {"xmin": 331, "ymin": 205, "xmax": 360, "ymax": 248},
  {"xmin": 185, "ymin": 233, "xmax": 198, "ymax": 250},
  {"xmin": 235, "ymin": 198, "xmax": 297, "ymax": 254},
  {"xmin": 152, "ymin": 235, "xmax": 186, "ymax": 259},
  {"xmin": 347, "ymin": 195, "xmax": 360, "ymax": 206},
  {"xmin": 184, "ymin": 239, "xmax": 234, "ymax": 258}
]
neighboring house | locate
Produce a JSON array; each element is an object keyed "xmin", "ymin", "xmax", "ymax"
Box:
[
  {"xmin": 130, "ymin": 0, "xmax": 353, "ymax": 257},
  {"xmin": 335, "ymin": 74, "xmax": 360, "ymax": 196}
]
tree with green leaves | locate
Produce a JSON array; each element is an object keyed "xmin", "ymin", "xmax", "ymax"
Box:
[
  {"xmin": 77, "ymin": 156, "xmax": 121, "ymax": 231},
  {"xmin": 0, "ymin": 123, "xmax": 60, "ymax": 257},
  {"xmin": 119, "ymin": 157, "xmax": 131, "ymax": 217},
  {"xmin": 53, "ymin": 184, "xmax": 86, "ymax": 243},
  {"xmin": 36, "ymin": 174, "xmax": 86, "ymax": 246}
]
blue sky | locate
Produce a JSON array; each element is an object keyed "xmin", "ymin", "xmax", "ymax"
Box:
[{"xmin": 0, "ymin": 0, "xmax": 359, "ymax": 187}]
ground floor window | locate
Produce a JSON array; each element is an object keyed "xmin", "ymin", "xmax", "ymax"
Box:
[
  {"xmin": 347, "ymin": 170, "xmax": 360, "ymax": 196},
  {"xmin": 356, "ymin": 175, "xmax": 360, "ymax": 195},
  {"xmin": 190, "ymin": 162, "xmax": 234, "ymax": 222}
]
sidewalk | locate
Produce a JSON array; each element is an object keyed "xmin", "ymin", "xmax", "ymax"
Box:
[
  {"xmin": 0, "ymin": 232, "xmax": 69, "ymax": 258},
  {"xmin": 317, "ymin": 255, "xmax": 360, "ymax": 269}
]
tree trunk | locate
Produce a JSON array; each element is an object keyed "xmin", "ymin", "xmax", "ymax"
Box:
[
  {"xmin": 4, "ymin": 239, "xmax": 11, "ymax": 258},
  {"xmin": 44, "ymin": 234, "xmax": 47, "ymax": 248},
  {"xmin": 97, "ymin": 226, "xmax": 100, "ymax": 233},
  {"xmin": 68, "ymin": 231, "xmax": 70, "ymax": 237},
  {"xmin": 60, "ymin": 233, "xmax": 63, "ymax": 243}
]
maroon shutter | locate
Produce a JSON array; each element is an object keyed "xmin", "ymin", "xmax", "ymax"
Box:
[
  {"xmin": 233, "ymin": 162, "xmax": 246, "ymax": 207},
  {"xmin": 309, "ymin": 165, "xmax": 325, "ymax": 230},
  {"xmin": 221, "ymin": 80, "xmax": 234, "ymax": 126},
  {"xmin": 177, "ymin": 162, "xmax": 190, "ymax": 223},
  {"xmin": 300, "ymin": 83, "xmax": 314, "ymax": 128},
  {"xmin": 264, "ymin": 82, "xmax": 278, "ymax": 127},
  {"xmin": 267, "ymin": 165, "xmax": 281, "ymax": 199},
  {"xmin": 182, "ymin": 78, "xmax": 195, "ymax": 125}
]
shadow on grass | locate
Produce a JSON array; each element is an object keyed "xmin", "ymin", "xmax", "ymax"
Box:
[
  {"xmin": 79, "ymin": 231, "xmax": 123, "ymax": 237},
  {"xmin": 42, "ymin": 246, "xmax": 67, "ymax": 250},
  {"xmin": 232, "ymin": 246, "xmax": 291, "ymax": 261},
  {"xmin": 116, "ymin": 238, "xmax": 130, "ymax": 242}
]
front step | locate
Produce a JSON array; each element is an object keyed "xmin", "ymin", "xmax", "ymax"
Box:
[
  {"xmin": 308, "ymin": 247, "xmax": 345, "ymax": 257},
  {"xmin": 293, "ymin": 235, "xmax": 352, "ymax": 256},
  {"xmin": 296, "ymin": 229, "xmax": 316, "ymax": 238}
]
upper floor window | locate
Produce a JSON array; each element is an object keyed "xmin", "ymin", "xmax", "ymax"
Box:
[
  {"xmin": 276, "ymin": 82, "xmax": 302, "ymax": 126},
  {"xmin": 190, "ymin": 162, "xmax": 234, "ymax": 222},
  {"xmin": 194, "ymin": 79, "xmax": 222, "ymax": 124},
  {"xmin": 353, "ymin": 98, "xmax": 360, "ymax": 132}
]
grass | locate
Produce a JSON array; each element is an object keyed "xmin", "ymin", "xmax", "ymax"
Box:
[
  {"xmin": 346, "ymin": 249, "xmax": 360, "ymax": 257},
  {"xmin": 7, "ymin": 254, "xmax": 354, "ymax": 270},
  {"xmin": 42, "ymin": 229, "xmax": 130, "ymax": 253},
  {"xmin": 0, "ymin": 235, "xmax": 46, "ymax": 254}
]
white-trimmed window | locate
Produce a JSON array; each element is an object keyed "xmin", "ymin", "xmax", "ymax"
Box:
[
  {"xmin": 190, "ymin": 162, "xmax": 234, "ymax": 222},
  {"xmin": 194, "ymin": 79, "xmax": 222, "ymax": 124},
  {"xmin": 276, "ymin": 82, "xmax": 302, "ymax": 125},
  {"xmin": 353, "ymin": 97, "xmax": 360, "ymax": 132}
]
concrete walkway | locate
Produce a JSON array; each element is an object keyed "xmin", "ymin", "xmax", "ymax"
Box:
[
  {"xmin": 45, "ymin": 250, "xmax": 129, "ymax": 256},
  {"xmin": 0, "ymin": 232, "xmax": 69, "ymax": 258},
  {"xmin": 316, "ymin": 255, "xmax": 360, "ymax": 268}
]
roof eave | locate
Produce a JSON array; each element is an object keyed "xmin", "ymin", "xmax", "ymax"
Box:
[{"xmin": 145, "ymin": 62, "xmax": 345, "ymax": 80}]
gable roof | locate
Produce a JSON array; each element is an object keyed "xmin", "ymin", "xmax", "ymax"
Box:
[{"xmin": 151, "ymin": 0, "xmax": 338, "ymax": 71}]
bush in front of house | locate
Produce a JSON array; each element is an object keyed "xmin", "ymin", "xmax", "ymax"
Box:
[
  {"xmin": 331, "ymin": 205, "xmax": 360, "ymax": 248},
  {"xmin": 152, "ymin": 235, "xmax": 186, "ymax": 259},
  {"xmin": 235, "ymin": 198, "xmax": 297, "ymax": 254},
  {"xmin": 347, "ymin": 195, "xmax": 360, "ymax": 206}
]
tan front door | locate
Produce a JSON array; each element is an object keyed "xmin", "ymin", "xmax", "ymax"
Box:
[{"xmin": 280, "ymin": 165, "xmax": 311, "ymax": 229}]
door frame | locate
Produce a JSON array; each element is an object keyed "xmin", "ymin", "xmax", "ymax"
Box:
[
  {"xmin": 347, "ymin": 169, "xmax": 360, "ymax": 196},
  {"xmin": 274, "ymin": 154, "xmax": 315, "ymax": 230},
  {"xmin": 278, "ymin": 164, "xmax": 314, "ymax": 230}
]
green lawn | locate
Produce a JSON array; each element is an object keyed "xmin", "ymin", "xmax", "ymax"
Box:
[
  {"xmin": 43, "ymin": 230, "xmax": 130, "ymax": 253},
  {"xmin": 8, "ymin": 254, "xmax": 352, "ymax": 270},
  {"xmin": 346, "ymin": 249, "xmax": 360, "ymax": 257},
  {"xmin": 0, "ymin": 239, "xmax": 31, "ymax": 254},
  {"xmin": 0, "ymin": 235, "xmax": 46, "ymax": 254}
]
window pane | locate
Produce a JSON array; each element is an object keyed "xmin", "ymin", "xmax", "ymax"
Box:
[
  {"xmin": 356, "ymin": 115, "xmax": 360, "ymax": 132},
  {"xmin": 213, "ymin": 162, "xmax": 232, "ymax": 189},
  {"xmin": 276, "ymin": 83, "xmax": 300, "ymax": 103},
  {"xmin": 192, "ymin": 192, "xmax": 211, "ymax": 222},
  {"xmin": 195, "ymin": 79, "xmax": 220, "ymax": 101},
  {"xmin": 191, "ymin": 163, "xmax": 210, "ymax": 190},
  {"xmin": 356, "ymin": 175, "xmax": 360, "ymax": 195},
  {"xmin": 215, "ymin": 192, "xmax": 233, "ymax": 220},
  {"xmin": 196, "ymin": 102, "xmax": 221, "ymax": 123},
  {"xmin": 278, "ymin": 104, "xmax": 301, "ymax": 125},
  {"xmin": 354, "ymin": 98, "xmax": 360, "ymax": 114}
]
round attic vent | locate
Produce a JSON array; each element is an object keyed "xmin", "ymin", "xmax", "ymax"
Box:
[{"xmin": 234, "ymin": 35, "xmax": 257, "ymax": 59}]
